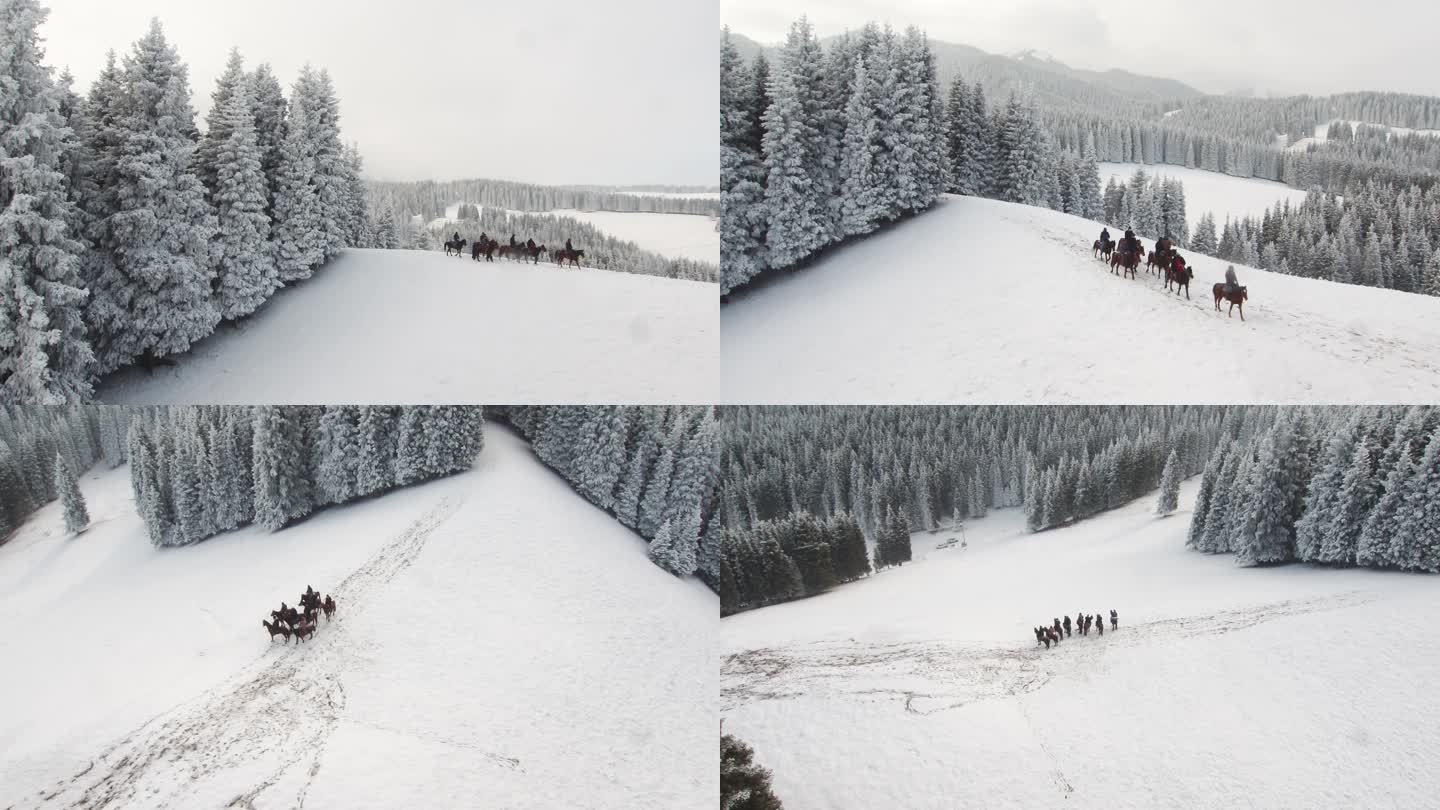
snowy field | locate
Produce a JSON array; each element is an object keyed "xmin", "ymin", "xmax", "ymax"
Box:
[
  {"xmin": 720, "ymin": 194, "xmax": 1440, "ymax": 403},
  {"xmin": 554, "ymin": 208, "xmax": 718, "ymax": 264},
  {"xmin": 616, "ymin": 191, "xmax": 721, "ymax": 200},
  {"xmin": 721, "ymin": 479, "xmax": 1440, "ymax": 809},
  {"xmin": 1099, "ymin": 162, "xmax": 1307, "ymax": 229},
  {"xmin": 96, "ymin": 248, "xmax": 718, "ymax": 404},
  {"xmin": 0, "ymin": 428, "xmax": 716, "ymax": 810}
]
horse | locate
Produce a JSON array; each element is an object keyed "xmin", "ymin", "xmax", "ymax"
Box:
[
  {"xmin": 263, "ymin": 619, "xmax": 292, "ymax": 643},
  {"xmin": 1111, "ymin": 246, "xmax": 1142, "ymax": 279},
  {"xmin": 473, "ymin": 238, "xmax": 496, "ymax": 262},
  {"xmin": 556, "ymin": 247, "xmax": 585, "ymax": 268},
  {"xmin": 443, "ymin": 238, "xmax": 468, "ymax": 257},
  {"xmin": 1093, "ymin": 240, "xmax": 1114, "ymax": 260},
  {"xmin": 292, "ymin": 621, "xmax": 316, "ymax": 643},
  {"xmin": 1165, "ymin": 264, "xmax": 1193, "ymax": 298},
  {"xmin": 1213, "ymin": 284, "xmax": 1248, "ymax": 320},
  {"xmin": 1147, "ymin": 250, "xmax": 1170, "ymax": 275},
  {"xmin": 522, "ymin": 244, "xmax": 548, "ymax": 265},
  {"xmin": 322, "ymin": 595, "xmax": 336, "ymax": 622}
]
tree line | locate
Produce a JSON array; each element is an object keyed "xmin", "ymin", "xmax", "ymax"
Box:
[
  {"xmin": 365, "ymin": 178, "xmax": 719, "ymax": 228},
  {"xmin": 495, "ymin": 407, "xmax": 720, "ymax": 584},
  {"xmin": 127, "ymin": 406, "xmax": 485, "ymax": 547},
  {"xmin": 1189, "ymin": 405, "xmax": 1440, "ymax": 571},
  {"xmin": 1, "ymin": 2, "xmax": 370, "ymax": 404},
  {"xmin": 718, "ymin": 406, "xmax": 1232, "ymax": 613},
  {"xmin": 1101, "ymin": 169, "xmax": 1189, "ymax": 246},
  {"xmin": 0, "ymin": 405, "xmax": 128, "ymax": 540}
]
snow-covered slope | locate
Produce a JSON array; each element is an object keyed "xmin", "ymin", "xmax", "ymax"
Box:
[
  {"xmin": 0, "ymin": 428, "xmax": 715, "ymax": 809},
  {"xmin": 1099, "ymin": 162, "xmax": 1308, "ymax": 229},
  {"xmin": 721, "ymin": 480, "xmax": 1440, "ymax": 809},
  {"xmin": 97, "ymin": 248, "xmax": 718, "ymax": 404},
  {"xmin": 721, "ymin": 194, "xmax": 1440, "ymax": 403}
]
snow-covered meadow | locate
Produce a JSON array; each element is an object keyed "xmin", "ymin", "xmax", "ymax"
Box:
[
  {"xmin": 0, "ymin": 428, "xmax": 715, "ymax": 809},
  {"xmin": 720, "ymin": 194, "xmax": 1440, "ymax": 403},
  {"xmin": 1099, "ymin": 162, "xmax": 1308, "ymax": 229},
  {"xmin": 721, "ymin": 479, "xmax": 1440, "ymax": 809},
  {"xmin": 439, "ymin": 201, "xmax": 718, "ymax": 263},
  {"xmin": 96, "ymin": 248, "xmax": 718, "ymax": 405}
]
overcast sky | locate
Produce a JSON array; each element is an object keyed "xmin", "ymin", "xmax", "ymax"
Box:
[
  {"xmin": 723, "ymin": 0, "xmax": 1440, "ymax": 99},
  {"xmin": 40, "ymin": 0, "xmax": 716, "ymax": 185}
]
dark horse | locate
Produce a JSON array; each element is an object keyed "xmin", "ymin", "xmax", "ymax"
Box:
[
  {"xmin": 1093, "ymin": 239, "xmax": 1114, "ymax": 260},
  {"xmin": 292, "ymin": 620, "xmax": 316, "ymax": 643},
  {"xmin": 322, "ymin": 595, "xmax": 336, "ymax": 622},
  {"xmin": 1166, "ymin": 263, "xmax": 1193, "ymax": 298},
  {"xmin": 263, "ymin": 619, "xmax": 292, "ymax": 643},
  {"xmin": 520, "ymin": 244, "xmax": 548, "ymax": 265},
  {"xmin": 1213, "ymin": 284, "xmax": 1249, "ymax": 320},
  {"xmin": 443, "ymin": 238, "xmax": 467, "ymax": 257},
  {"xmin": 472, "ymin": 238, "xmax": 497, "ymax": 262},
  {"xmin": 1147, "ymin": 249, "xmax": 1172, "ymax": 276},
  {"xmin": 1111, "ymin": 245, "xmax": 1143, "ymax": 279},
  {"xmin": 555, "ymin": 247, "xmax": 585, "ymax": 268}
]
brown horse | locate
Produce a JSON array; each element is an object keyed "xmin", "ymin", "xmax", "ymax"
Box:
[
  {"xmin": 1213, "ymin": 284, "xmax": 1248, "ymax": 320},
  {"xmin": 1093, "ymin": 240, "xmax": 1114, "ymax": 260},
  {"xmin": 443, "ymin": 238, "xmax": 467, "ymax": 257},
  {"xmin": 1111, "ymin": 246, "xmax": 1143, "ymax": 279},
  {"xmin": 522, "ymin": 244, "xmax": 548, "ymax": 264},
  {"xmin": 292, "ymin": 620, "xmax": 316, "ymax": 643},
  {"xmin": 556, "ymin": 248, "xmax": 585, "ymax": 268},
  {"xmin": 263, "ymin": 619, "xmax": 292, "ymax": 643},
  {"xmin": 1166, "ymin": 264, "xmax": 1193, "ymax": 298},
  {"xmin": 322, "ymin": 595, "xmax": 336, "ymax": 622},
  {"xmin": 1147, "ymin": 249, "xmax": 1171, "ymax": 276}
]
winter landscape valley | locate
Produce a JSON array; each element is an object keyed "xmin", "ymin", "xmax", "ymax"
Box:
[
  {"xmin": 722, "ymin": 194, "xmax": 1440, "ymax": 403},
  {"xmin": 0, "ymin": 405, "xmax": 721, "ymax": 809},
  {"xmin": 721, "ymin": 481, "xmax": 1440, "ymax": 809},
  {"xmin": 718, "ymin": 405, "xmax": 1440, "ymax": 809}
]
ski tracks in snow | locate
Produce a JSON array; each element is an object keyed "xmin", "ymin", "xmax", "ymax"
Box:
[
  {"xmin": 722, "ymin": 591, "xmax": 1372, "ymax": 717},
  {"xmin": 30, "ymin": 497, "xmax": 466, "ymax": 810}
]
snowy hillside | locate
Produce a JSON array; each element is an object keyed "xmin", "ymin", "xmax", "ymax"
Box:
[
  {"xmin": 553, "ymin": 209, "xmax": 718, "ymax": 264},
  {"xmin": 1099, "ymin": 162, "xmax": 1307, "ymax": 229},
  {"xmin": 0, "ymin": 428, "xmax": 715, "ymax": 809},
  {"xmin": 721, "ymin": 194, "xmax": 1440, "ymax": 403},
  {"xmin": 97, "ymin": 248, "xmax": 718, "ymax": 404},
  {"xmin": 720, "ymin": 480, "xmax": 1440, "ymax": 809}
]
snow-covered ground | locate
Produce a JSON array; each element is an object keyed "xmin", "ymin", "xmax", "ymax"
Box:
[
  {"xmin": 439, "ymin": 201, "xmax": 719, "ymax": 263},
  {"xmin": 720, "ymin": 194, "xmax": 1440, "ymax": 404},
  {"xmin": 0, "ymin": 428, "xmax": 715, "ymax": 810},
  {"xmin": 96, "ymin": 248, "xmax": 717, "ymax": 405},
  {"xmin": 1099, "ymin": 162, "xmax": 1307, "ymax": 229},
  {"xmin": 553, "ymin": 208, "xmax": 718, "ymax": 264},
  {"xmin": 615, "ymin": 191, "xmax": 720, "ymax": 200},
  {"xmin": 721, "ymin": 479, "xmax": 1440, "ymax": 809}
]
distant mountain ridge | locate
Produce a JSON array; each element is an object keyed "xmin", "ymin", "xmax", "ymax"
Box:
[{"xmin": 726, "ymin": 30, "xmax": 1204, "ymax": 112}]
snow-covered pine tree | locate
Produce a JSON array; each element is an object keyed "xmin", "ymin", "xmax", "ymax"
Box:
[
  {"xmin": 1316, "ymin": 432, "xmax": 1378, "ymax": 565},
  {"xmin": 1156, "ymin": 449, "xmax": 1181, "ymax": 515},
  {"xmin": 0, "ymin": 0, "xmax": 96, "ymax": 403},
  {"xmin": 304, "ymin": 69, "xmax": 349, "ymax": 262},
  {"xmin": 1396, "ymin": 429, "xmax": 1440, "ymax": 571},
  {"xmin": 271, "ymin": 82, "xmax": 322, "ymax": 279},
  {"xmin": 54, "ymin": 452, "xmax": 88, "ymax": 534},
  {"xmin": 249, "ymin": 63, "xmax": 287, "ymax": 218},
  {"xmin": 86, "ymin": 20, "xmax": 220, "ymax": 374},
  {"xmin": 252, "ymin": 405, "xmax": 312, "ymax": 530},
  {"xmin": 196, "ymin": 48, "xmax": 246, "ymax": 199},
  {"xmin": 649, "ymin": 509, "xmax": 700, "ymax": 577},
  {"xmin": 639, "ymin": 412, "xmax": 685, "ymax": 537},
  {"xmin": 761, "ymin": 18, "xmax": 829, "ymax": 270},
  {"xmin": 944, "ymin": 76, "xmax": 978, "ymax": 195},
  {"xmin": 837, "ymin": 55, "xmax": 880, "ymax": 237},
  {"xmin": 210, "ymin": 58, "xmax": 278, "ymax": 320}
]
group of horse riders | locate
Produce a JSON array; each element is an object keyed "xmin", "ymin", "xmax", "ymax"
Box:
[
  {"xmin": 1099, "ymin": 226, "xmax": 1240, "ymax": 295},
  {"xmin": 452, "ymin": 231, "xmax": 577, "ymax": 255}
]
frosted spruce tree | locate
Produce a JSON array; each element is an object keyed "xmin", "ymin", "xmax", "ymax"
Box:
[
  {"xmin": 0, "ymin": 0, "xmax": 96, "ymax": 403},
  {"xmin": 209, "ymin": 56, "xmax": 278, "ymax": 320},
  {"xmin": 303, "ymin": 69, "xmax": 349, "ymax": 261},
  {"xmin": 761, "ymin": 18, "xmax": 829, "ymax": 271},
  {"xmin": 1156, "ymin": 449, "xmax": 1181, "ymax": 516},
  {"xmin": 195, "ymin": 48, "xmax": 246, "ymax": 198},
  {"xmin": 648, "ymin": 512, "xmax": 699, "ymax": 577},
  {"xmin": 837, "ymin": 55, "xmax": 880, "ymax": 237},
  {"xmin": 252, "ymin": 405, "xmax": 313, "ymax": 530},
  {"xmin": 54, "ymin": 452, "xmax": 89, "ymax": 533},
  {"xmin": 248, "ymin": 64, "xmax": 287, "ymax": 217},
  {"xmin": 86, "ymin": 20, "xmax": 220, "ymax": 374},
  {"xmin": 271, "ymin": 86, "xmax": 322, "ymax": 280}
]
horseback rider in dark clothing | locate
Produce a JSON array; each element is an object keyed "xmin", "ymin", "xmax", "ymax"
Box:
[
  {"xmin": 1122, "ymin": 227, "xmax": 1138, "ymax": 257},
  {"xmin": 565, "ymin": 238, "xmax": 573, "ymax": 253},
  {"xmin": 452, "ymin": 231, "xmax": 461, "ymax": 245},
  {"xmin": 1096, "ymin": 612, "xmax": 1104, "ymax": 636},
  {"xmin": 1100, "ymin": 227, "xmax": 1112, "ymax": 249},
  {"xmin": 1224, "ymin": 265, "xmax": 1241, "ymax": 295},
  {"xmin": 526, "ymin": 237, "xmax": 536, "ymax": 252},
  {"xmin": 1063, "ymin": 615, "xmax": 1072, "ymax": 637},
  {"xmin": 1110, "ymin": 609, "xmax": 1118, "ymax": 630},
  {"xmin": 509, "ymin": 233, "xmax": 517, "ymax": 248}
]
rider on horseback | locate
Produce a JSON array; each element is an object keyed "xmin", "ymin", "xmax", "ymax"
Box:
[
  {"xmin": 509, "ymin": 233, "xmax": 516, "ymax": 248},
  {"xmin": 1224, "ymin": 265, "xmax": 1240, "ymax": 295},
  {"xmin": 1100, "ymin": 227, "xmax": 1111, "ymax": 249},
  {"xmin": 526, "ymin": 238, "xmax": 536, "ymax": 251},
  {"xmin": 565, "ymin": 238, "xmax": 573, "ymax": 253},
  {"xmin": 1122, "ymin": 227, "xmax": 1138, "ymax": 257}
]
